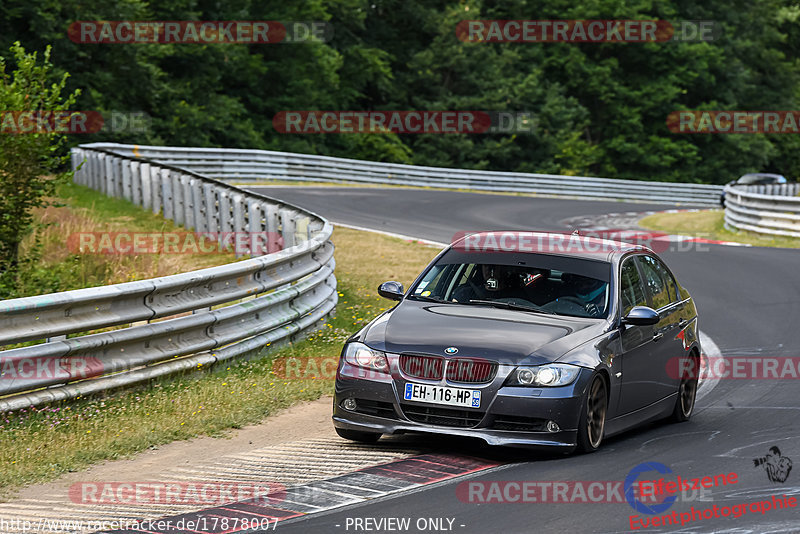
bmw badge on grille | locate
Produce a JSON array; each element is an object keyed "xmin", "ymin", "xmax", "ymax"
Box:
[{"xmin": 444, "ymin": 347, "xmax": 459, "ymax": 355}]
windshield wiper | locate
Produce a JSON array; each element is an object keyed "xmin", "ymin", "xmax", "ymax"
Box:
[
  {"xmin": 467, "ymin": 299, "xmax": 556, "ymax": 315},
  {"xmin": 409, "ymin": 294, "xmax": 451, "ymax": 304}
]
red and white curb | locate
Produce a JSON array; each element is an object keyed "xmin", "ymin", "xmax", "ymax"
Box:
[
  {"xmin": 101, "ymin": 454, "xmax": 501, "ymax": 534},
  {"xmin": 561, "ymin": 210, "xmax": 752, "ymax": 249}
]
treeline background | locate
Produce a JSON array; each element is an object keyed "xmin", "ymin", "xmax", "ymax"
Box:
[{"xmin": 2, "ymin": 0, "xmax": 799, "ymax": 184}]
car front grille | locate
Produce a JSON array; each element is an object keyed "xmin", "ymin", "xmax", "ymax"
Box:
[
  {"xmin": 446, "ymin": 358, "xmax": 498, "ymax": 384},
  {"xmin": 399, "ymin": 354, "xmax": 444, "ymax": 380},
  {"xmin": 400, "ymin": 403, "xmax": 484, "ymax": 428},
  {"xmin": 399, "ymin": 354, "xmax": 498, "ymax": 384}
]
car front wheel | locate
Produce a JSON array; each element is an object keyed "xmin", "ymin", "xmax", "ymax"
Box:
[{"xmin": 576, "ymin": 375, "xmax": 607, "ymax": 453}]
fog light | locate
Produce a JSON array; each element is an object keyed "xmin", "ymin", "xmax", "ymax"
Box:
[
  {"xmin": 342, "ymin": 398, "xmax": 357, "ymax": 411},
  {"xmin": 546, "ymin": 420, "xmax": 560, "ymax": 433}
]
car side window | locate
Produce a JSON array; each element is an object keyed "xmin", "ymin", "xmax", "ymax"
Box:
[
  {"xmin": 653, "ymin": 257, "xmax": 679, "ymax": 302},
  {"xmin": 636, "ymin": 255, "xmax": 672, "ymax": 310},
  {"xmin": 619, "ymin": 258, "xmax": 647, "ymax": 316}
]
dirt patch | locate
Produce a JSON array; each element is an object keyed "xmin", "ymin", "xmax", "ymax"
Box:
[{"xmin": 9, "ymin": 396, "xmax": 334, "ymax": 500}]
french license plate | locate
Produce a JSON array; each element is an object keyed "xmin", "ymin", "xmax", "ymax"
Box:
[{"xmin": 403, "ymin": 382, "xmax": 481, "ymax": 408}]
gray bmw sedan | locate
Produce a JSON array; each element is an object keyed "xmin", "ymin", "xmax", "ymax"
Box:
[{"xmin": 332, "ymin": 231, "xmax": 701, "ymax": 453}]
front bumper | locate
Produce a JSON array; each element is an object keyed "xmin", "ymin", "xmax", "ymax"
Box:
[{"xmin": 333, "ymin": 360, "xmax": 592, "ymax": 449}]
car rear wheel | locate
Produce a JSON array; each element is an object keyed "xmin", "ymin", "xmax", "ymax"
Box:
[
  {"xmin": 335, "ymin": 427, "xmax": 382, "ymax": 443},
  {"xmin": 671, "ymin": 356, "xmax": 699, "ymax": 422},
  {"xmin": 576, "ymin": 375, "xmax": 607, "ymax": 453}
]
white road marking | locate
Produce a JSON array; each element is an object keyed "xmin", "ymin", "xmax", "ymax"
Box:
[
  {"xmin": 332, "ymin": 222, "xmax": 447, "ymax": 247},
  {"xmin": 697, "ymin": 331, "xmax": 722, "ymax": 402}
]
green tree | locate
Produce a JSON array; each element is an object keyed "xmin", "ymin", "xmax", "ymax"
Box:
[{"xmin": 0, "ymin": 42, "xmax": 79, "ymax": 290}]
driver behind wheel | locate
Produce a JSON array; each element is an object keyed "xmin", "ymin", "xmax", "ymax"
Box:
[{"xmin": 565, "ymin": 274, "xmax": 607, "ymax": 317}]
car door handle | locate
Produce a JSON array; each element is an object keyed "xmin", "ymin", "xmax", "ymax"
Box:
[{"xmin": 653, "ymin": 332, "xmax": 664, "ymax": 342}]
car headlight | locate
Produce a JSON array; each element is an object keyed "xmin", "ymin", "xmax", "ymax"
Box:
[
  {"xmin": 343, "ymin": 342, "xmax": 389, "ymax": 373},
  {"xmin": 506, "ymin": 364, "xmax": 580, "ymax": 387}
]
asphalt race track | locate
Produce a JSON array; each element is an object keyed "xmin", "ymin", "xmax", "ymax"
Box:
[{"xmin": 239, "ymin": 187, "xmax": 800, "ymax": 533}]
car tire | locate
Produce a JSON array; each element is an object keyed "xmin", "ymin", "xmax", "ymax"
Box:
[
  {"xmin": 335, "ymin": 427, "xmax": 382, "ymax": 443},
  {"xmin": 576, "ymin": 374, "xmax": 607, "ymax": 453},
  {"xmin": 670, "ymin": 355, "xmax": 699, "ymax": 423}
]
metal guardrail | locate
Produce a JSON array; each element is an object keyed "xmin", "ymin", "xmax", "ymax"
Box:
[
  {"xmin": 0, "ymin": 147, "xmax": 337, "ymax": 412},
  {"xmin": 724, "ymin": 183, "xmax": 800, "ymax": 238},
  {"xmin": 81, "ymin": 143, "xmax": 724, "ymax": 206}
]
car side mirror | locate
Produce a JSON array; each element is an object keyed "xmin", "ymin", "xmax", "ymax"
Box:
[
  {"xmin": 378, "ymin": 281, "xmax": 404, "ymax": 301},
  {"xmin": 622, "ymin": 306, "xmax": 660, "ymax": 326}
]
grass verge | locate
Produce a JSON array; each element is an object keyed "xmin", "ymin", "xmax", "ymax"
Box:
[
  {"xmin": 5, "ymin": 181, "xmax": 235, "ymax": 299},
  {"xmin": 639, "ymin": 209, "xmax": 800, "ymax": 249},
  {"xmin": 0, "ymin": 226, "xmax": 441, "ymax": 498}
]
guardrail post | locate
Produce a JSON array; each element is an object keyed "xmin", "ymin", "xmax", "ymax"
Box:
[
  {"xmin": 182, "ymin": 176, "xmax": 195, "ymax": 230},
  {"xmin": 263, "ymin": 204, "xmax": 280, "ymax": 252},
  {"xmin": 140, "ymin": 163, "xmax": 152, "ymax": 211},
  {"xmin": 248, "ymin": 200, "xmax": 264, "ymax": 257},
  {"xmin": 121, "ymin": 160, "xmax": 133, "ymax": 201},
  {"xmin": 219, "ymin": 191, "xmax": 233, "ymax": 232},
  {"xmin": 204, "ymin": 183, "xmax": 219, "ymax": 233},
  {"xmin": 190, "ymin": 178, "xmax": 203, "ymax": 232},
  {"xmin": 308, "ymin": 219, "xmax": 323, "ymax": 236},
  {"xmin": 218, "ymin": 190, "xmax": 233, "ymax": 252},
  {"xmin": 172, "ymin": 171, "xmax": 184, "ymax": 226},
  {"xmin": 97, "ymin": 153, "xmax": 105, "ymax": 193},
  {"xmin": 102, "ymin": 154, "xmax": 113, "ymax": 196},
  {"xmin": 151, "ymin": 166, "xmax": 162, "ymax": 215},
  {"xmin": 280, "ymin": 208, "xmax": 296, "ymax": 249},
  {"xmin": 161, "ymin": 169, "xmax": 173, "ymax": 220},
  {"xmin": 130, "ymin": 161, "xmax": 141, "ymax": 205},
  {"xmin": 87, "ymin": 151, "xmax": 97, "ymax": 189},
  {"xmin": 111, "ymin": 157, "xmax": 123, "ymax": 198},
  {"xmin": 96, "ymin": 152, "xmax": 106, "ymax": 192},
  {"xmin": 232, "ymin": 194, "xmax": 246, "ymax": 257},
  {"xmin": 71, "ymin": 149, "xmax": 85, "ymax": 185}
]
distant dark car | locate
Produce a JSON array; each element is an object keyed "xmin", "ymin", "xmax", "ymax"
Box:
[
  {"xmin": 332, "ymin": 232, "xmax": 701, "ymax": 453},
  {"xmin": 721, "ymin": 173, "xmax": 788, "ymax": 206}
]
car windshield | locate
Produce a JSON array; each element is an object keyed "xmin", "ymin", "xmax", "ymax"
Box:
[
  {"xmin": 738, "ymin": 174, "xmax": 764, "ymax": 184},
  {"xmin": 409, "ymin": 251, "xmax": 612, "ymax": 319},
  {"xmin": 738, "ymin": 173, "xmax": 786, "ymax": 184}
]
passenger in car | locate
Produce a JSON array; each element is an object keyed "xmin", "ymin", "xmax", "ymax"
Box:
[{"xmin": 453, "ymin": 264, "xmax": 550, "ymax": 304}]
